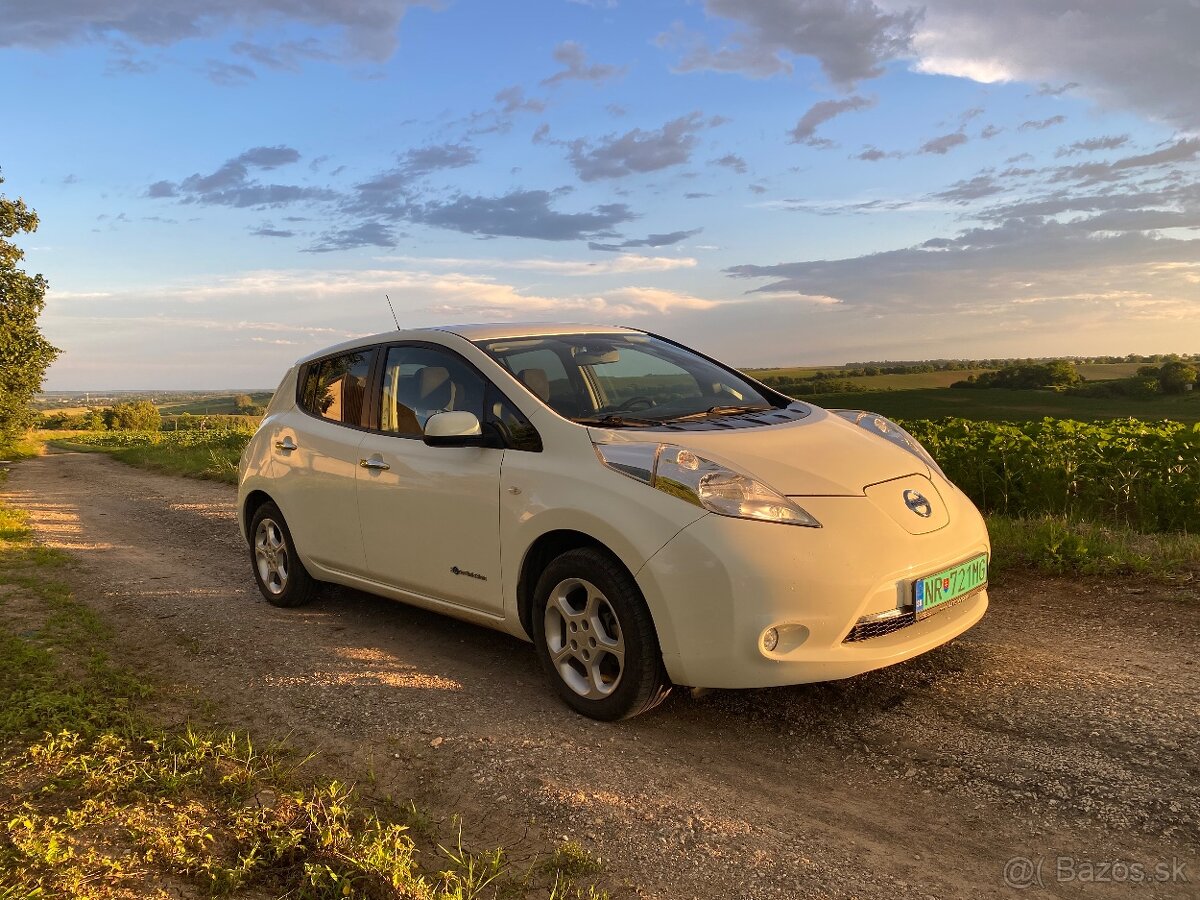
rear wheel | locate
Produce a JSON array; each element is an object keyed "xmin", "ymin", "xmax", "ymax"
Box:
[
  {"xmin": 249, "ymin": 502, "xmax": 318, "ymax": 608},
  {"xmin": 532, "ymin": 547, "xmax": 671, "ymax": 720}
]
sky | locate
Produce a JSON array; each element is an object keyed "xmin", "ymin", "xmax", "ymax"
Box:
[{"xmin": 1, "ymin": 0, "xmax": 1198, "ymax": 389}]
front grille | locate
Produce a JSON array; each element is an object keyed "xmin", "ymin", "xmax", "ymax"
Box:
[
  {"xmin": 843, "ymin": 610, "xmax": 915, "ymax": 643},
  {"xmin": 843, "ymin": 590, "xmax": 976, "ymax": 643}
]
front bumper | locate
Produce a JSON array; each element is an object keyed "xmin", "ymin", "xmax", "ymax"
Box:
[{"xmin": 634, "ymin": 482, "xmax": 990, "ymax": 689}]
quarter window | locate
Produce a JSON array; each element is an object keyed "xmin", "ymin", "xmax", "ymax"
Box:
[{"xmin": 299, "ymin": 350, "xmax": 374, "ymax": 426}]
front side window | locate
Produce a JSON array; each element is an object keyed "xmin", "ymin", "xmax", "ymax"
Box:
[
  {"xmin": 299, "ymin": 350, "xmax": 374, "ymax": 426},
  {"xmin": 378, "ymin": 345, "xmax": 488, "ymax": 436},
  {"xmin": 477, "ymin": 333, "xmax": 784, "ymax": 425},
  {"xmin": 376, "ymin": 344, "xmax": 541, "ymax": 449}
]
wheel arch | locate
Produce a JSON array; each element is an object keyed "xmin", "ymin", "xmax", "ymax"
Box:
[
  {"xmin": 241, "ymin": 489, "xmax": 276, "ymax": 544},
  {"xmin": 517, "ymin": 529, "xmax": 632, "ymax": 640}
]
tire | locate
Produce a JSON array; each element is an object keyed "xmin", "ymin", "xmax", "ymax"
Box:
[
  {"xmin": 248, "ymin": 502, "xmax": 319, "ymax": 608},
  {"xmin": 531, "ymin": 547, "xmax": 671, "ymax": 721}
]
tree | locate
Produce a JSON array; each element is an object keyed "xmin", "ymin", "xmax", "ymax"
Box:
[
  {"xmin": 0, "ymin": 173, "xmax": 59, "ymax": 448},
  {"xmin": 1158, "ymin": 360, "xmax": 1197, "ymax": 394},
  {"xmin": 104, "ymin": 400, "xmax": 162, "ymax": 431}
]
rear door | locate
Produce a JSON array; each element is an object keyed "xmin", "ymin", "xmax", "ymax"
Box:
[{"xmin": 268, "ymin": 347, "xmax": 376, "ymax": 575}]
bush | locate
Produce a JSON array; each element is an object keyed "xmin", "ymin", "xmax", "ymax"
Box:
[{"xmin": 104, "ymin": 400, "xmax": 162, "ymax": 431}]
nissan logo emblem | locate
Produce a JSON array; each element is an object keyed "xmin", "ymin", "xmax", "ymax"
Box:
[{"xmin": 903, "ymin": 489, "xmax": 933, "ymax": 518}]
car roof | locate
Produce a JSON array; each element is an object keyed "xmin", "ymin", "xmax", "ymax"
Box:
[{"xmin": 294, "ymin": 323, "xmax": 638, "ymax": 365}]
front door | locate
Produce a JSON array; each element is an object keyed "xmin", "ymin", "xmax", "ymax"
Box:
[{"xmin": 355, "ymin": 343, "xmax": 504, "ymax": 614}]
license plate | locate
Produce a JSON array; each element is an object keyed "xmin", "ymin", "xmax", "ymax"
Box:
[{"xmin": 913, "ymin": 554, "xmax": 988, "ymax": 620}]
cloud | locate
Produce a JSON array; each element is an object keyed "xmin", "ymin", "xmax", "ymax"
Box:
[
  {"xmin": 788, "ymin": 94, "xmax": 875, "ymax": 145},
  {"xmin": 541, "ymin": 41, "xmax": 624, "ymax": 86},
  {"xmin": 344, "ymin": 143, "xmax": 478, "ymax": 217},
  {"xmin": 204, "ymin": 59, "xmax": 255, "ymax": 85},
  {"xmin": 1052, "ymin": 137, "xmax": 1200, "ymax": 185},
  {"xmin": 979, "ymin": 124, "xmax": 1002, "ymax": 139},
  {"xmin": 919, "ymin": 131, "xmax": 968, "ymax": 155},
  {"xmin": 250, "ymin": 225, "xmax": 295, "ymax": 238},
  {"xmin": 1019, "ymin": 115, "xmax": 1066, "ymax": 131},
  {"xmin": 0, "ymin": 1, "xmax": 435, "ymax": 63},
  {"xmin": 566, "ymin": 112, "xmax": 712, "ymax": 181},
  {"xmin": 231, "ymin": 37, "xmax": 332, "ymax": 72},
  {"xmin": 1055, "ymin": 134, "xmax": 1131, "ymax": 157},
  {"xmin": 854, "ymin": 145, "xmax": 901, "ymax": 161},
  {"xmin": 385, "ymin": 254, "xmax": 698, "ymax": 276},
  {"xmin": 930, "ymin": 173, "xmax": 1006, "ymax": 204},
  {"xmin": 587, "ymin": 228, "xmax": 703, "ymax": 252},
  {"xmin": 662, "ymin": 0, "xmax": 920, "ymax": 86},
  {"xmin": 412, "ymin": 190, "xmax": 636, "ymax": 241},
  {"xmin": 307, "ymin": 221, "xmax": 398, "ymax": 252},
  {"xmin": 726, "ymin": 221, "xmax": 1200, "ymax": 324},
  {"xmin": 494, "ymin": 85, "xmax": 545, "ymax": 115},
  {"xmin": 149, "ymin": 145, "xmax": 335, "ymax": 208},
  {"xmin": 897, "ymin": 0, "xmax": 1200, "ymax": 128},
  {"xmin": 1033, "ymin": 81, "xmax": 1079, "ymax": 97},
  {"xmin": 711, "ymin": 153, "xmax": 748, "ymax": 173}
]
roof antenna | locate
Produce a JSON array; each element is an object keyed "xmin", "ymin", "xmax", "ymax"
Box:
[{"xmin": 384, "ymin": 293, "xmax": 400, "ymax": 330}]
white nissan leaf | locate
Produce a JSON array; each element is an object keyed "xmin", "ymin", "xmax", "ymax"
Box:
[{"xmin": 238, "ymin": 324, "xmax": 989, "ymax": 720}]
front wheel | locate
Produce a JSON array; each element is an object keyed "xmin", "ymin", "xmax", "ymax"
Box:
[
  {"xmin": 531, "ymin": 547, "xmax": 671, "ymax": 720},
  {"xmin": 249, "ymin": 502, "xmax": 319, "ymax": 608}
]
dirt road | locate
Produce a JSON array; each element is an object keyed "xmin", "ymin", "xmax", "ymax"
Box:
[{"xmin": 3, "ymin": 449, "xmax": 1197, "ymax": 899}]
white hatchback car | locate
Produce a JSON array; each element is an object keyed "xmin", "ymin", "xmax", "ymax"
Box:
[{"xmin": 239, "ymin": 324, "xmax": 989, "ymax": 719}]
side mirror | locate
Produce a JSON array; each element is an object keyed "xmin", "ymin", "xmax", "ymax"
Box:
[{"xmin": 423, "ymin": 411, "xmax": 486, "ymax": 447}]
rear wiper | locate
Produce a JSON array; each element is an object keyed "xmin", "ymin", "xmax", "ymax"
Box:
[
  {"xmin": 572, "ymin": 414, "xmax": 662, "ymax": 428},
  {"xmin": 666, "ymin": 405, "xmax": 771, "ymax": 422}
]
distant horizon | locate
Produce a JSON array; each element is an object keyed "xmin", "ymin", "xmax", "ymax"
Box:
[{"xmin": 34, "ymin": 350, "xmax": 1196, "ymax": 395}]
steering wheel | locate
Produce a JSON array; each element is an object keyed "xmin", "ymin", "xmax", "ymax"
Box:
[{"xmin": 611, "ymin": 395, "xmax": 657, "ymax": 412}]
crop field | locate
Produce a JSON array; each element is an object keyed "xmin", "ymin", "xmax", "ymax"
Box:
[{"xmin": 902, "ymin": 417, "xmax": 1200, "ymax": 532}]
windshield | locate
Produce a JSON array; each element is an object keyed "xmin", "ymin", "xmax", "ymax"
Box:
[{"xmin": 476, "ymin": 332, "xmax": 783, "ymax": 424}]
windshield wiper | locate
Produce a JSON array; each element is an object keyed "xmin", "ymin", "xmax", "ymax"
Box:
[
  {"xmin": 572, "ymin": 414, "xmax": 662, "ymax": 428},
  {"xmin": 666, "ymin": 405, "xmax": 771, "ymax": 422}
]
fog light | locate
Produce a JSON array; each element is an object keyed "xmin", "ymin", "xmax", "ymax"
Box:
[{"xmin": 762, "ymin": 627, "xmax": 779, "ymax": 652}]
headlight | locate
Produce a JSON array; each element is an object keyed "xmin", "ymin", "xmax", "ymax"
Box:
[
  {"xmin": 594, "ymin": 442, "xmax": 821, "ymax": 528},
  {"xmin": 833, "ymin": 410, "xmax": 946, "ymax": 478}
]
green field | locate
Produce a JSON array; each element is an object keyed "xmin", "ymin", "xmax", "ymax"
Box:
[
  {"xmin": 746, "ymin": 362, "xmax": 1145, "ymax": 391},
  {"xmin": 801, "ymin": 387, "xmax": 1200, "ymax": 422},
  {"xmin": 157, "ymin": 391, "xmax": 274, "ymax": 415}
]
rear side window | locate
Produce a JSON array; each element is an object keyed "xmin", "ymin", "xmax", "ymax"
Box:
[{"xmin": 299, "ymin": 349, "xmax": 374, "ymax": 426}]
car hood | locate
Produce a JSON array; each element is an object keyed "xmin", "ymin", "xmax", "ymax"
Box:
[{"xmin": 588, "ymin": 406, "xmax": 926, "ymax": 496}]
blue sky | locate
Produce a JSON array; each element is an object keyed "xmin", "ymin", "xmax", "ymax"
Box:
[{"xmin": 2, "ymin": 0, "xmax": 1197, "ymax": 389}]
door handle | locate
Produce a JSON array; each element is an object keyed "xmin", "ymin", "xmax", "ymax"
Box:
[
  {"xmin": 274, "ymin": 437, "xmax": 297, "ymax": 452},
  {"xmin": 359, "ymin": 457, "xmax": 391, "ymax": 471}
]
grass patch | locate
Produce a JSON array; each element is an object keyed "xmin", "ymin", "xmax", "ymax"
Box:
[
  {"xmin": 50, "ymin": 430, "xmax": 248, "ymax": 485},
  {"xmin": 0, "ymin": 476, "xmax": 607, "ymax": 898},
  {"xmin": 0, "ymin": 434, "xmax": 46, "ymax": 462},
  {"xmin": 988, "ymin": 514, "xmax": 1200, "ymax": 579}
]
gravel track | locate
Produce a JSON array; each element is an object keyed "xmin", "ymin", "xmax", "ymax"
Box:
[{"xmin": 3, "ymin": 449, "xmax": 1197, "ymax": 899}]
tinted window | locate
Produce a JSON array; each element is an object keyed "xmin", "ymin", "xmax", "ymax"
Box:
[
  {"xmin": 299, "ymin": 350, "xmax": 374, "ymax": 426},
  {"xmin": 378, "ymin": 345, "xmax": 487, "ymax": 436},
  {"xmin": 486, "ymin": 386, "xmax": 542, "ymax": 452}
]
